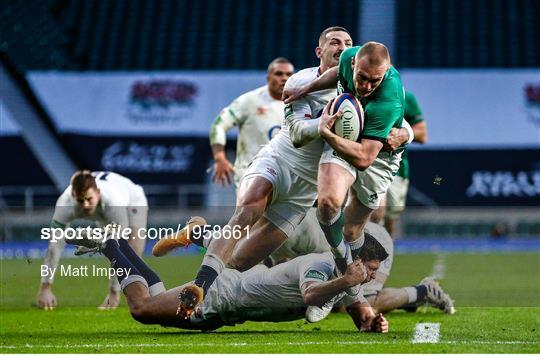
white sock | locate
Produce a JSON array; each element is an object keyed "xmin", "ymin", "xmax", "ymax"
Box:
[
  {"xmin": 404, "ymin": 286, "xmax": 417, "ymax": 303},
  {"xmin": 349, "ymin": 235, "xmax": 365, "ymax": 254},
  {"xmin": 148, "ymin": 282, "xmax": 166, "ymax": 296},
  {"xmin": 120, "ymin": 274, "xmax": 148, "ymax": 292}
]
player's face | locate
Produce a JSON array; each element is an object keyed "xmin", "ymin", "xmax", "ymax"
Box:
[
  {"xmin": 267, "ymin": 62, "xmax": 294, "ymax": 98},
  {"xmin": 352, "ymin": 57, "xmax": 387, "ymax": 98},
  {"xmin": 74, "ymin": 188, "xmax": 100, "ymax": 215},
  {"xmin": 362, "ymin": 260, "xmax": 380, "ymax": 283},
  {"xmin": 317, "ymin": 31, "xmax": 353, "ymax": 68}
]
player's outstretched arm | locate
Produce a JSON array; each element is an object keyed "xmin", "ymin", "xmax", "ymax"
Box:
[
  {"xmin": 318, "ymin": 104, "xmax": 382, "ymax": 170},
  {"xmin": 37, "ymin": 234, "xmax": 66, "ymax": 309},
  {"xmin": 209, "ymin": 110, "xmax": 239, "ymax": 186},
  {"xmin": 346, "ymin": 302, "xmax": 388, "ymax": 333},
  {"xmin": 283, "ymin": 67, "xmax": 339, "ymax": 103},
  {"xmin": 301, "ymin": 260, "xmax": 367, "ymax": 306}
]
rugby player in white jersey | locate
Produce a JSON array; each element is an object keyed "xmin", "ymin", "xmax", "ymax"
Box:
[
  {"xmin": 36, "ymin": 170, "xmax": 157, "ymax": 310},
  {"xmin": 66, "ymin": 227, "xmax": 389, "ymax": 332},
  {"xmin": 270, "ymin": 221, "xmax": 455, "ymax": 322},
  {"xmin": 153, "ymin": 26, "xmax": 355, "ymax": 317},
  {"xmin": 209, "ymin": 57, "xmax": 294, "ymax": 188}
]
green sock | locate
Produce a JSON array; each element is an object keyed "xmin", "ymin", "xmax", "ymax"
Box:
[{"xmin": 318, "ymin": 209, "xmax": 347, "ymax": 258}]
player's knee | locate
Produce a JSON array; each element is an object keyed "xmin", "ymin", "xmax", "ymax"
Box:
[{"xmin": 317, "ymin": 196, "xmax": 341, "ymax": 223}]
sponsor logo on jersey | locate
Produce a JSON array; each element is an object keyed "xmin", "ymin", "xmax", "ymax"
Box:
[
  {"xmin": 368, "ymin": 193, "xmax": 379, "ymax": 204},
  {"xmin": 304, "ymin": 270, "xmax": 326, "ymax": 281}
]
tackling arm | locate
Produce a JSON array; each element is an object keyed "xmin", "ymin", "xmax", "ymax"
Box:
[
  {"xmin": 300, "ymin": 259, "xmax": 367, "ymax": 306},
  {"xmin": 319, "ymin": 106, "xmax": 383, "ymax": 170},
  {"xmin": 283, "ymin": 67, "xmax": 339, "ymax": 104}
]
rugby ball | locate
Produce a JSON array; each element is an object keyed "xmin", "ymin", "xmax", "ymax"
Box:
[{"xmin": 329, "ymin": 93, "xmax": 364, "ymax": 142}]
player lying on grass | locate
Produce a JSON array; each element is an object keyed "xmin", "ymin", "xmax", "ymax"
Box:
[
  {"xmin": 66, "ymin": 228, "xmax": 389, "ymax": 332},
  {"xmin": 267, "ymin": 217, "xmax": 455, "ymax": 321},
  {"xmin": 37, "ymin": 170, "xmax": 151, "ymax": 310},
  {"xmin": 162, "ymin": 215, "xmax": 454, "ymax": 323}
]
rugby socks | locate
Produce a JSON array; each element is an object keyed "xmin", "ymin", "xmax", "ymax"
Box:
[
  {"xmin": 402, "ymin": 285, "xmax": 428, "ymax": 308},
  {"xmin": 194, "ymin": 253, "xmax": 225, "ymax": 295},
  {"xmin": 349, "ymin": 234, "xmax": 365, "ymax": 260},
  {"xmin": 318, "ymin": 208, "xmax": 347, "ymax": 257},
  {"xmin": 101, "ymin": 239, "xmax": 146, "ymax": 292},
  {"xmin": 118, "ymin": 239, "xmax": 165, "ymax": 296}
]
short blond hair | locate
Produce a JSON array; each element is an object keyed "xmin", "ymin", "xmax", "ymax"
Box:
[{"xmin": 356, "ymin": 41, "xmax": 390, "ymax": 67}]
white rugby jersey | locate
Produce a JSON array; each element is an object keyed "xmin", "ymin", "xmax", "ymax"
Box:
[
  {"xmin": 209, "ymin": 85, "xmax": 284, "ymax": 184},
  {"xmin": 52, "ymin": 171, "xmax": 144, "ymax": 228},
  {"xmin": 202, "ymin": 253, "xmax": 365, "ymax": 324},
  {"xmin": 268, "ymin": 67, "xmax": 336, "ymax": 185}
]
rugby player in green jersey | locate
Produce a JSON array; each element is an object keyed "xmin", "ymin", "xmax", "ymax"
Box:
[
  {"xmin": 283, "ymin": 42, "xmax": 413, "ymax": 289},
  {"xmin": 371, "ymin": 91, "xmax": 428, "ymax": 237}
]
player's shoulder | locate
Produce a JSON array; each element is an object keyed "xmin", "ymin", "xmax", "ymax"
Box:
[
  {"xmin": 237, "ymin": 85, "xmax": 268, "ymax": 103},
  {"xmin": 341, "ymin": 46, "xmax": 361, "ymax": 62},
  {"xmin": 285, "ymin": 67, "xmax": 319, "ymax": 89},
  {"xmin": 55, "ymin": 185, "xmax": 75, "ymax": 207}
]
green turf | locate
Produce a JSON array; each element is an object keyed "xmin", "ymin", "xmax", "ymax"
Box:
[{"xmin": 1, "ymin": 252, "xmax": 539, "ymax": 353}]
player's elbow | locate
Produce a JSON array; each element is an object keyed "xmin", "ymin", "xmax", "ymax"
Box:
[
  {"xmin": 302, "ymin": 291, "xmax": 318, "ymax": 306},
  {"xmin": 415, "ymin": 132, "xmax": 428, "ymax": 144}
]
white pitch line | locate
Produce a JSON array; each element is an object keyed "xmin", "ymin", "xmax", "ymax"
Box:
[
  {"xmin": 412, "ymin": 322, "xmax": 441, "ymax": 343},
  {"xmin": 431, "ymin": 253, "xmax": 446, "ymax": 280},
  {"xmin": 0, "ymin": 340, "xmax": 537, "ymax": 349}
]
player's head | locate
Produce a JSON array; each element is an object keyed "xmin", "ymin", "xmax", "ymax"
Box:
[
  {"xmin": 70, "ymin": 170, "xmax": 100, "ymax": 215},
  {"xmin": 352, "ymin": 41, "xmax": 390, "ymax": 98},
  {"xmin": 356, "ymin": 232, "xmax": 389, "ymax": 283},
  {"xmin": 266, "ymin": 57, "xmax": 294, "ymax": 100},
  {"xmin": 316, "ymin": 26, "xmax": 353, "ymax": 70}
]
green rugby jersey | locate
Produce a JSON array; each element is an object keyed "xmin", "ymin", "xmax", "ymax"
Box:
[
  {"xmin": 396, "ymin": 91, "xmax": 424, "ymax": 179},
  {"xmin": 337, "ymin": 46, "xmax": 405, "ymax": 143}
]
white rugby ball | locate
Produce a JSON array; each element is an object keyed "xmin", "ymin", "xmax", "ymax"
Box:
[{"xmin": 329, "ymin": 93, "xmax": 364, "ymax": 142}]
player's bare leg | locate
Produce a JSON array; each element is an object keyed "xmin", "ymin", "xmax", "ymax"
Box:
[
  {"xmin": 177, "ymin": 176, "xmax": 273, "ymax": 317},
  {"xmin": 123, "ymin": 283, "xmax": 197, "ymax": 327},
  {"xmin": 366, "ymin": 288, "xmax": 409, "ymax": 314},
  {"xmin": 228, "ymin": 217, "xmax": 288, "ymax": 271},
  {"xmin": 384, "ymin": 217, "xmax": 398, "ymax": 238},
  {"xmin": 343, "ymin": 190, "xmax": 375, "ymax": 257},
  {"xmin": 370, "ymin": 197, "xmax": 387, "ymax": 225},
  {"xmin": 316, "ymin": 162, "xmax": 355, "ymax": 273}
]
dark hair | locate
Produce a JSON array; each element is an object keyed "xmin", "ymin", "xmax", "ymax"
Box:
[
  {"xmin": 70, "ymin": 170, "xmax": 97, "ymax": 197},
  {"xmin": 318, "ymin": 26, "xmax": 351, "ymax": 46},
  {"xmin": 357, "ymin": 232, "xmax": 389, "ymax": 262},
  {"xmin": 267, "ymin": 57, "xmax": 293, "ymax": 73}
]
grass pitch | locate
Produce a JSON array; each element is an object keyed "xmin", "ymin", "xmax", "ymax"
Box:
[{"xmin": 1, "ymin": 252, "xmax": 539, "ymax": 353}]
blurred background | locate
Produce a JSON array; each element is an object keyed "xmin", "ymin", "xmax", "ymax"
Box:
[{"xmin": 1, "ymin": 0, "xmax": 539, "ymax": 258}]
